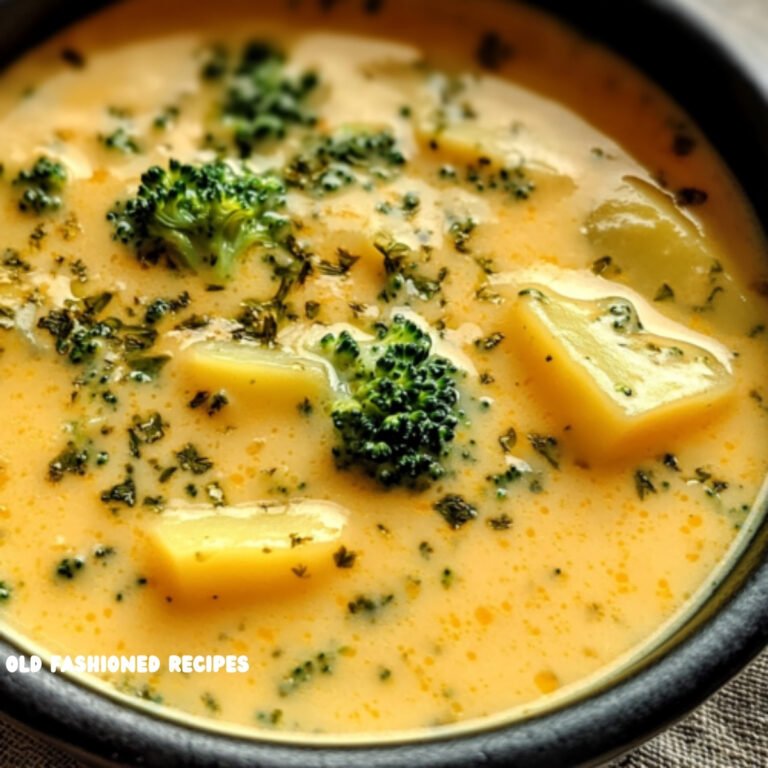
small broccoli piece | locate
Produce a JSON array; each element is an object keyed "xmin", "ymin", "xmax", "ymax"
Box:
[
  {"xmin": 107, "ymin": 159, "xmax": 290, "ymax": 280},
  {"xmin": 37, "ymin": 292, "xmax": 117, "ymax": 365},
  {"xmin": 48, "ymin": 441, "xmax": 90, "ymax": 482},
  {"xmin": 319, "ymin": 329, "xmax": 361, "ymax": 372},
  {"xmin": 213, "ymin": 41, "xmax": 319, "ymax": 156},
  {"xmin": 434, "ymin": 494, "xmax": 477, "ymax": 529},
  {"xmin": 56, "ymin": 557, "xmax": 85, "ymax": 579},
  {"xmin": 319, "ymin": 316, "xmax": 461, "ymax": 488},
  {"xmin": 13, "ymin": 156, "xmax": 67, "ymax": 213},
  {"xmin": 101, "ymin": 126, "xmax": 141, "ymax": 154},
  {"xmin": 100, "ymin": 470, "xmax": 136, "ymax": 508},
  {"xmin": 284, "ymin": 128, "xmax": 405, "ymax": 195}
]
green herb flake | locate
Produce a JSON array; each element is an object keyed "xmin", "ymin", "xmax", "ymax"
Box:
[
  {"xmin": 48, "ymin": 441, "xmax": 89, "ymax": 482},
  {"xmin": 634, "ymin": 469, "xmax": 657, "ymax": 500},
  {"xmin": 278, "ymin": 650, "xmax": 335, "ymax": 697},
  {"xmin": 127, "ymin": 355, "xmax": 170, "ymax": 382},
  {"xmin": 316, "ymin": 248, "xmax": 360, "ymax": 276},
  {"xmin": 418, "ymin": 541, "xmax": 434, "ymax": 559},
  {"xmin": 255, "ymin": 709, "xmax": 283, "ymax": 727},
  {"xmin": 144, "ymin": 292, "xmax": 190, "ymax": 325},
  {"xmin": 434, "ymin": 494, "xmax": 478, "ymax": 529},
  {"xmin": 449, "ymin": 217, "xmax": 475, "ymax": 253},
  {"xmin": 100, "ymin": 469, "xmax": 137, "ymax": 508},
  {"xmin": 128, "ymin": 412, "xmax": 166, "ymax": 454},
  {"xmin": 56, "ymin": 556, "xmax": 85, "ymax": 579},
  {"xmin": 208, "ymin": 391, "xmax": 229, "ymax": 416},
  {"xmin": 332, "ymin": 545, "xmax": 357, "ymax": 568},
  {"xmin": 661, "ymin": 453, "xmax": 680, "ymax": 472},
  {"xmin": 201, "ymin": 692, "xmax": 220, "ymax": 713},
  {"xmin": 487, "ymin": 513, "xmax": 513, "ymax": 530},
  {"xmin": 176, "ymin": 444, "xmax": 213, "ymax": 475},
  {"xmin": 591, "ymin": 255, "xmax": 615, "ymax": 276},
  {"xmin": 142, "ymin": 495, "xmax": 166, "ymax": 512},
  {"xmin": 347, "ymin": 593, "xmax": 394, "ymax": 618},
  {"xmin": 474, "ymin": 331, "xmax": 504, "ymax": 351},
  {"xmin": 527, "ymin": 433, "xmax": 560, "ymax": 469},
  {"xmin": 498, "ymin": 427, "xmax": 517, "ymax": 453},
  {"xmin": 305, "ymin": 300, "xmax": 320, "ymax": 320}
]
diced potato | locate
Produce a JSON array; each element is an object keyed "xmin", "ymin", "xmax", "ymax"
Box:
[
  {"xmin": 178, "ymin": 340, "xmax": 334, "ymax": 403},
  {"xmin": 147, "ymin": 500, "xmax": 349, "ymax": 600},
  {"xmin": 584, "ymin": 178, "xmax": 749, "ymax": 327},
  {"xmin": 416, "ymin": 120, "xmax": 572, "ymax": 196},
  {"xmin": 512, "ymin": 287, "xmax": 734, "ymax": 461}
]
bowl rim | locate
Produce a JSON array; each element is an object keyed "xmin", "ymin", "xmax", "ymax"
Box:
[{"xmin": 0, "ymin": 0, "xmax": 767, "ymax": 766}]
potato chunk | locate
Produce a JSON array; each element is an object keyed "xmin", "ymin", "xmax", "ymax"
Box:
[
  {"xmin": 584, "ymin": 178, "xmax": 749, "ymax": 329},
  {"xmin": 512, "ymin": 287, "xmax": 734, "ymax": 461},
  {"xmin": 178, "ymin": 340, "xmax": 334, "ymax": 403},
  {"xmin": 148, "ymin": 500, "xmax": 348, "ymax": 599}
]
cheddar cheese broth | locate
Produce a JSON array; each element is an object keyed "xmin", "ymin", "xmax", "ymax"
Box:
[{"xmin": 0, "ymin": 0, "xmax": 766, "ymax": 738}]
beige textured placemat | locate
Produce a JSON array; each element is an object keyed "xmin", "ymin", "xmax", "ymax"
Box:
[
  {"xmin": 606, "ymin": 650, "xmax": 768, "ymax": 768},
  {"xmin": 0, "ymin": 0, "xmax": 766, "ymax": 766}
]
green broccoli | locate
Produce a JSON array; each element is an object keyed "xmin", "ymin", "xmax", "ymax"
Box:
[
  {"xmin": 13, "ymin": 156, "xmax": 67, "ymax": 213},
  {"xmin": 284, "ymin": 128, "xmax": 405, "ymax": 195},
  {"xmin": 101, "ymin": 126, "xmax": 141, "ymax": 154},
  {"xmin": 107, "ymin": 159, "xmax": 290, "ymax": 281},
  {"xmin": 210, "ymin": 41, "xmax": 319, "ymax": 157},
  {"xmin": 319, "ymin": 315, "xmax": 462, "ymax": 488}
]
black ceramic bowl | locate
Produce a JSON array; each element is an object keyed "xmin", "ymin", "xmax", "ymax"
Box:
[{"xmin": 0, "ymin": 1, "xmax": 767, "ymax": 766}]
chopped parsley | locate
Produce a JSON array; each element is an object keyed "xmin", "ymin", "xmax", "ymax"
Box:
[
  {"xmin": 56, "ymin": 556, "xmax": 85, "ymax": 579},
  {"xmin": 634, "ymin": 469, "xmax": 657, "ymax": 500},
  {"xmin": 332, "ymin": 545, "xmax": 357, "ymax": 568},
  {"xmin": 434, "ymin": 494, "xmax": 478, "ymax": 529},
  {"xmin": 527, "ymin": 433, "xmax": 560, "ymax": 469},
  {"xmin": 176, "ymin": 444, "xmax": 214, "ymax": 475},
  {"xmin": 100, "ymin": 469, "xmax": 137, "ymax": 508},
  {"xmin": 48, "ymin": 442, "xmax": 89, "ymax": 482},
  {"xmin": 487, "ymin": 513, "xmax": 513, "ymax": 530}
]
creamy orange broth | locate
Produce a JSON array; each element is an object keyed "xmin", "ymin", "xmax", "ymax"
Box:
[{"xmin": 0, "ymin": 0, "xmax": 766, "ymax": 739}]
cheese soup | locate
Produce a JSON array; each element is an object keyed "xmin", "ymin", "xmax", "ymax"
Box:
[{"xmin": 0, "ymin": 0, "xmax": 766, "ymax": 738}]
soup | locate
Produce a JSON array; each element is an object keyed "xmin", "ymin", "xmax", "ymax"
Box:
[{"xmin": 0, "ymin": 0, "xmax": 766, "ymax": 739}]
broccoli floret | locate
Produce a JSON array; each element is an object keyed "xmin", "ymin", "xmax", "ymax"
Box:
[
  {"xmin": 319, "ymin": 316, "xmax": 461, "ymax": 488},
  {"xmin": 284, "ymin": 128, "xmax": 405, "ymax": 195},
  {"xmin": 13, "ymin": 156, "xmax": 67, "ymax": 213},
  {"xmin": 213, "ymin": 41, "xmax": 319, "ymax": 156},
  {"xmin": 107, "ymin": 159, "xmax": 290, "ymax": 280},
  {"xmin": 319, "ymin": 329, "xmax": 361, "ymax": 372}
]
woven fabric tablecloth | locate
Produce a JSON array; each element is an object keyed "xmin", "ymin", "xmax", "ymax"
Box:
[{"xmin": 0, "ymin": 0, "xmax": 766, "ymax": 766}]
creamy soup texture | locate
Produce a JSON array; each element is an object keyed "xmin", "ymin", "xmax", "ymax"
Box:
[{"xmin": 0, "ymin": 0, "xmax": 767, "ymax": 739}]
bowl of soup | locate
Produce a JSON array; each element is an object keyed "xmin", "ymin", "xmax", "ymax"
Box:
[{"xmin": 0, "ymin": 0, "xmax": 766, "ymax": 766}]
